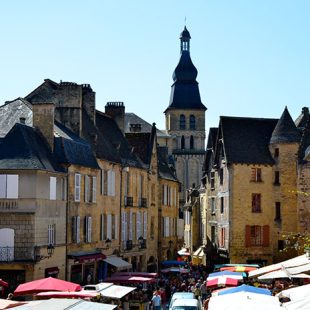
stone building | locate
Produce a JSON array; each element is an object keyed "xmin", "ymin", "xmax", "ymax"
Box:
[{"xmin": 201, "ymin": 107, "xmax": 310, "ymax": 267}]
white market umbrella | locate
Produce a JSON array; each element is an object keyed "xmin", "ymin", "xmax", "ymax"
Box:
[{"xmin": 276, "ymin": 283, "xmax": 310, "ymax": 301}]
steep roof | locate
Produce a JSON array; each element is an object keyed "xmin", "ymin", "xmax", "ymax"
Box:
[
  {"xmin": 0, "ymin": 98, "xmax": 32, "ymax": 138},
  {"xmin": 270, "ymin": 107, "xmax": 301, "ymax": 144},
  {"xmin": 124, "ymin": 113, "xmax": 169, "ymax": 137},
  {"xmin": 157, "ymin": 146, "xmax": 178, "ymax": 181},
  {"xmin": 54, "ymin": 121, "xmax": 99, "ymax": 169},
  {"xmin": 295, "ymin": 107, "xmax": 310, "ymax": 130},
  {"xmin": 0, "ymin": 123, "xmax": 64, "ymax": 172},
  {"xmin": 219, "ymin": 116, "xmax": 278, "ymax": 165},
  {"xmin": 95, "ymin": 111, "xmax": 142, "ymax": 168},
  {"xmin": 203, "ymin": 127, "xmax": 218, "ymax": 175}
]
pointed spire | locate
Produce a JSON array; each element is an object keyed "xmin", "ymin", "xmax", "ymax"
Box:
[{"xmin": 270, "ymin": 107, "xmax": 300, "ymax": 144}]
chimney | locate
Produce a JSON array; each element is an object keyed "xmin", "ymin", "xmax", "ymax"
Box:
[
  {"xmin": 105, "ymin": 102, "xmax": 125, "ymax": 134},
  {"xmin": 32, "ymin": 102, "xmax": 55, "ymax": 152}
]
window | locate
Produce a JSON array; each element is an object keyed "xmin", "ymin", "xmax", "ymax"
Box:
[
  {"xmin": 274, "ymin": 148, "xmax": 279, "ymax": 158},
  {"xmin": 275, "ymin": 202, "xmax": 281, "ymax": 221},
  {"xmin": 211, "ymin": 226, "xmax": 216, "ymax": 243},
  {"xmin": 220, "ymin": 197, "xmax": 224, "ymax": 214},
  {"xmin": 211, "ymin": 197, "xmax": 216, "ymax": 214},
  {"xmin": 274, "ymin": 171, "xmax": 280, "ymax": 185},
  {"xmin": 181, "ymin": 136, "xmax": 185, "ymax": 149},
  {"xmin": 48, "ymin": 224, "xmax": 56, "ymax": 245},
  {"xmin": 219, "ymin": 168, "xmax": 224, "ymax": 185},
  {"xmin": 251, "ymin": 168, "xmax": 262, "ymax": 182},
  {"xmin": 143, "ymin": 212, "xmax": 147, "ymax": 239},
  {"xmin": 107, "ymin": 214, "xmax": 112, "ymax": 240},
  {"xmin": 190, "ymin": 136, "xmax": 194, "ymax": 149},
  {"xmin": 84, "ymin": 216, "xmax": 92, "ymax": 243},
  {"xmin": 0, "ymin": 174, "xmax": 19, "ymax": 199},
  {"xmin": 278, "ymin": 240, "xmax": 284, "ymax": 251},
  {"xmin": 252, "ymin": 193, "xmax": 261, "ymax": 213},
  {"xmin": 150, "ymin": 216, "xmax": 155, "ymax": 239},
  {"xmin": 74, "ymin": 174, "xmax": 81, "ymax": 202},
  {"xmin": 112, "ymin": 214, "xmax": 116, "ymax": 239},
  {"xmin": 50, "ymin": 177, "xmax": 57, "ymax": 200},
  {"xmin": 72, "ymin": 216, "xmax": 80, "ymax": 243},
  {"xmin": 179, "ymin": 114, "xmax": 186, "ymax": 130},
  {"xmin": 100, "ymin": 214, "xmax": 106, "ymax": 240},
  {"xmin": 101, "ymin": 170, "xmax": 108, "ymax": 195},
  {"xmin": 245, "ymin": 225, "xmax": 269, "ymax": 247},
  {"xmin": 107, "ymin": 170, "xmax": 116, "ymax": 196},
  {"xmin": 190, "ymin": 115, "xmax": 196, "ymax": 130},
  {"xmin": 210, "ymin": 172, "xmax": 215, "ymax": 190},
  {"xmin": 220, "ymin": 227, "xmax": 225, "ymax": 248}
]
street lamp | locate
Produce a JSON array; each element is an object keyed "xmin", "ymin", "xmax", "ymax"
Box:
[{"xmin": 47, "ymin": 244, "xmax": 55, "ymax": 257}]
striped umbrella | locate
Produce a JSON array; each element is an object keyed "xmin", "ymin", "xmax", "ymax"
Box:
[{"xmin": 207, "ymin": 276, "xmax": 239, "ymax": 288}]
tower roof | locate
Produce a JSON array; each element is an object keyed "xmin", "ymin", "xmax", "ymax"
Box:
[
  {"xmin": 165, "ymin": 27, "xmax": 206, "ymax": 112},
  {"xmin": 270, "ymin": 107, "xmax": 300, "ymax": 144}
]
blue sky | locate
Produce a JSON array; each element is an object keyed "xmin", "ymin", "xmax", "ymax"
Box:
[{"xmin": 0, "ymin": 1, "xmax": 309, "ymax": 130}]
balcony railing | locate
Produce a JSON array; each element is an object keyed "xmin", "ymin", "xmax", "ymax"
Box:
[
  {"xmin": 124, "ymin": 196, "xmax": 133, "ymax": 207},
  {"xmin": 126, "ymin": 240, "xmax": 133, "ymax": 250},
  {"xmin": 139, "ymin": 198, "xmax": 148, "ymax": 208},
  {"xmin": 139, "ymin": 239, "xmax": 147, "ymax": 249},
  {"xmin": 0, "ymin": 246, "xmax": 35, "ymax": 262}
]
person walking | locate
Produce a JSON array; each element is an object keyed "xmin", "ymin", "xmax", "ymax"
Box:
[{"xmin": 152, "ymin": 291, "xmax": 162, "ymax": 310}]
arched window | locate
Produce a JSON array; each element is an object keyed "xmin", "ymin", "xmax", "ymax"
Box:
[
  {"xmin": 181, "ymin": 136, "xmax": 185, "ymax": 150},
  {"xmin": 190, "ymin": 136, "xmax": 194, "ymax": 149},
  {"xmin": 179, "ymin": 114, "xmax": 186, "ymax": 130},
  {"xmin": 190, "ymin": 115, "xmax": 196, "ymax": 130}
]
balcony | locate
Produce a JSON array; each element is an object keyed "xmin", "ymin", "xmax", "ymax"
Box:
[
  {"xmin": 0, "ymin": 246, "xmax": 35, "ymax": 262},
  {"xmin": 139, "ymin": 198, "xmax": 148, "ymax": 208},
  {"xmin": 126, "ymin": 240, "xmax": 133, "ymax": 250},
  {"xmin": 139, "ymin": 239, "xmax": 147, "ymax": 249},
  {"xmin": 124, "ymin": 196, "xmax": 133, "ymax": 207}
]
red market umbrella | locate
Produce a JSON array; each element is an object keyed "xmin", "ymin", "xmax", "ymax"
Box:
[
  {"xmin": 14, "ymin": 277, "xmax": 81, "ymax": 296},
  {"xmin": 220, "ymin": 266, "xmax": 258, "ymax": 272},
  {"xmin": 0, "ymin": 279, "xmax": 8, "ymax": 287},
  {"xmin": 207, "ymin": 276, "xmax": 239, "ymax": 288}
]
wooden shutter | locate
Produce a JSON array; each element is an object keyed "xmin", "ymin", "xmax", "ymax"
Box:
[
  {"xmin": 136, "ymin": 211, "xmax": 141, "ymax": 240},
  {"xmin": 76, "ymin": 216, "xmax": 80, "ymax": 243},
  {"xmin": 262, "ymin": 225, "xmax": 270, "ymax": 247},
  {"xmin": 87, "ymin": 217, "xmax": 92, "ymax": 243},
  {"xmin": 50, "ymin": 177, "xmax": 56, "ymax": 200},
  {"xmin": 0, "ymin": 175, "xmax": 6, "ymax": 198},
  {"xmin": 121, "ymin": 211, "xmax": 126, "ymax": 242},
  {"xmin": 107, "ymin": 214, "xmax": 112, "ymax": 239},
  {"xmin": 92, "ymin": 176, "xmax": 97, "ymax": 202},
  {"xmin": 7, "ymin": 175, "xmax": 18, "ymax": 199},
  {"xmin": 129, "ymin": 210, "xmax": 133, "ymax": 240},
  {"xmin": 100, "ymin": 214, "xmax": 104, "ymax": 240},
  {"xmin": 75, "ymin": 174, "xmax": 81, "ymax": 202},
  {"xmin": 143, "ymin": 212, "xmax": 147, "ymax": 239},
  {"xmin": 85, "ymin": 175, "xmax": 89, "ymax": 202},
  {"xmin": 115, "ymin": 215, "xmax": 118, "ymax": 240},
  {"xmin": 245, "ymin": 225, "xmax": 251, "ymax": 247},
  {"xmin": 107, "ymin": 170, "xmax": 111, "ymax": 196}
]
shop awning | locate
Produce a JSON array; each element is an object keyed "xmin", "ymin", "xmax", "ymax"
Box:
[
  {"xmin": 68, "ymin": 250, "xmax": 106, "ymax": 263},
  {"xmin": 193, "ymin": 247, "xmax": 205, "ymax": 258},
  {"xmin": 104, "ymin": 256, "xmax": 132, "ymax": 270},
  {"xmin": 100, "ymin": 285, "xmax": 136, "ymax": 299}
]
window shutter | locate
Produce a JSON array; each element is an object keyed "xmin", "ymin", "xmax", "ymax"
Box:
[
  {"xmin": 107, "ymin": 170, "xmax": 111, "ymax": 196},
  {"xmin": 75, "ymin": 174, "xmax": 81, "ymax": 202},
  {"xmin": 100, "ymin": 214, "xmax": 104, "ymax": 240},
  {"xmin": 92, "ymin": 176, "xmax": 97, "ymax": 202},
  {"xmin": 129, "ymin": 210, "xmax": 133, "ymax": 240},
  {"xmin": 0, "ymin": 175, "xmax": 6, "ymax": 198},
  {"xmin": 85, "ymin": 175, "xmax": 89, "ymax": 202},
  {"xmin": 143, "ymin": 212, "xmax": 147, "ymax": 239},
  {"xmin": 167, "ymin": 217, "xmax": 170, "ymax": 237},
  {"xmin": 121, "ymin": 212, "xmax": 125, "ymax": 243},
  {"xmin": 50, "ymin": 177, "xmax": 57, "ymax": 200},
  {"xmin": 76, "ymin": 216, "xmax": 80, "ymax": 243},
  {"xmin": 263, "ymin": 225, "xmax": 270, "ymax": 247},
  {"xmin": 88, "ymin": 217, "xmax": 92, "ymax": 242},
  {"xmin": 136, "ymin": 211, "xmax": 141, "ymax": 240},
  {"xmin": 245, "ymin": 225, "xmax": 251, "ymax": 247},
  {"xmin": 107, "ymin": 214, "xmax": 112, "ymax": 239},
  {"xmin": 72, "ymin": 217, "xmax": 76, "ymax": 243},
  {"xmin": 115, "ymin": 215, "xmax": 118, "ymax": 240},
  {"xmin": 112, "ymin": 171, "xmax": 116, "ymax": 196},
  {"xmin": 7, "ymin": 175, "xmax": 19, "ymax": 199}
]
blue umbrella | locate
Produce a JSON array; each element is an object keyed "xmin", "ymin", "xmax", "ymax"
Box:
[
  {"xmin": 218, "ymin": 284, "xmax": 271, "ymax": 296},
  {"xmin": 161, "ymin": 260, "xmax": 186, "ymax": 266},
  {"xmin": 208, "ymin": 270, "xmax": 244, "ymax": 278}
]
